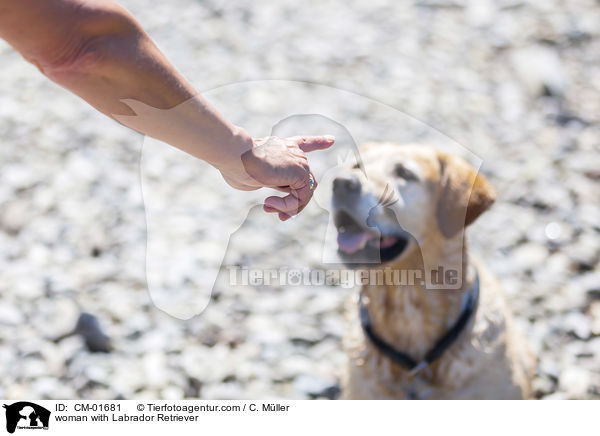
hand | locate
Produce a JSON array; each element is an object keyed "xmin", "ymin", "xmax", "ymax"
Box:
[{"xmin": 220, "ymin": 135, "xmax": 335, "ymax": 220}]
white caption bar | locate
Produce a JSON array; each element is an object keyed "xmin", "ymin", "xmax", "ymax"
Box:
[{"xmin": 0, "ymin": 400, "xmax": 594, "ymax": 435}]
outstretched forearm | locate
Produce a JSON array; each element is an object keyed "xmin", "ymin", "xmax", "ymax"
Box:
[
  {"xmin": 0, "ymin": 0, "xmax": 335, "ymax": 218},
  {"xmin": 0, "ymin": 0, "xmax": 252, "ymax": 168}
]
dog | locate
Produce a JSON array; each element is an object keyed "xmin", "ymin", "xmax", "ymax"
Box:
[{"xmin": 332, "ymin": 143, "xmax": 534, "ymax": 399}]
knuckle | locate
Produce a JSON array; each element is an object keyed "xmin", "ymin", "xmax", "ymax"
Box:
[{"xmin": 297, "ymin": 159, "xmax": 310, "ymax": 171}]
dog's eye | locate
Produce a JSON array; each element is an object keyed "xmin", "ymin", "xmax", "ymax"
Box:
[
  {"xmin": 352, "ymin": 162, "xmax": 361, "ymax": 169},
  {"xmin": 394, "ymin": 164, "xmax": 418, "ymax": 181}
]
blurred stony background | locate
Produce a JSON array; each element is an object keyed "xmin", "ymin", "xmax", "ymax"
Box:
[{"xmin": 0, "ymin": 0, "xmax": 599, "ymax": 399}]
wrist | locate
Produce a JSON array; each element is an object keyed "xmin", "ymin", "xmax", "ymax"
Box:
[{"xmin": 211, "ymin": 126, "xmax": 254, "ymax": 172}]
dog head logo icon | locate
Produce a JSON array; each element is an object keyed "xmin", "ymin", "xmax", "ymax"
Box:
[{"xmin": 3, "ymin": 402, "xmax": 50, "ymax": 433}]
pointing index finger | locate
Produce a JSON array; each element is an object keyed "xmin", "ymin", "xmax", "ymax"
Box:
[{"xmin": 291, "ymin": 135, "xmax": 335, "ymax": 152}]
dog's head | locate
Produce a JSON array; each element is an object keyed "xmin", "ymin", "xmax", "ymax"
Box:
[{"xmin": 332, "ymin": 143, "xmax": 496, "ymax": 267}]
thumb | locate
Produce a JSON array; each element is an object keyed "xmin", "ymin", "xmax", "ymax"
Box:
[{"xmin": 290, "ymin": 135, "xmax": 335, "ymax": 152}]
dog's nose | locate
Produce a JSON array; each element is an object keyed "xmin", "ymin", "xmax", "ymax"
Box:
[{"xmin": 333, "ymin": 174, "xmax": 361, "ymax": 194}]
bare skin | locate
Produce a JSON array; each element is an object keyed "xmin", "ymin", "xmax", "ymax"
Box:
[{"xmin": 0, "ymin": 0, "xmax": 333, "ymax": 219}]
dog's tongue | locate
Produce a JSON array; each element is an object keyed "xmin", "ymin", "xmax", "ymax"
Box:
[{"xmin": 337, "ymin": 232, "xmax": 374, "ymax": 254}]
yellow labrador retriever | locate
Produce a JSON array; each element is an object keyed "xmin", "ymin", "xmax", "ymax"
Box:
[{"xmin": 333, "ymin": 143, "xmax": 534, "ymax": 399}]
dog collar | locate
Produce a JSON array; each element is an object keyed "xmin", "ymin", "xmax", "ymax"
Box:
[{"xmin": 359, "ymin": 270, "xmax": 480, "ymax": 377}]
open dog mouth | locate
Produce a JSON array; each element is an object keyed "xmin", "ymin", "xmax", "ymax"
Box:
[{"xmin": 334, "ymin": 210, "xmax": 409, "ymax": 264}]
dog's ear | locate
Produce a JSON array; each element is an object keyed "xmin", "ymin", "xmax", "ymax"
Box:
[{"xmin": 436, "ymin": 152, "xmax": 496, "ymax": 238}]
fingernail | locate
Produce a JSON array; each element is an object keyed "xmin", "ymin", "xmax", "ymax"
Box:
[{"xmin": 324, "ymin": 135, "xmax": 335, "ymax": 141}]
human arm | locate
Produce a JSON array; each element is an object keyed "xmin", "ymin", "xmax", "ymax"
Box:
[{"xmin": 0, "ymin": 0, "xmax": 334, "ymax": 218}]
